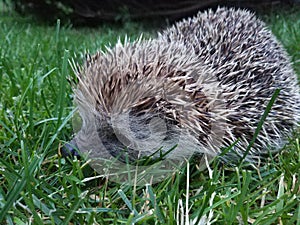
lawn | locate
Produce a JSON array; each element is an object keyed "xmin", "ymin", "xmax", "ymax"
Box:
[{"xmin": 0, "ymin": 3, "xmax": 299, "ymax": 225}]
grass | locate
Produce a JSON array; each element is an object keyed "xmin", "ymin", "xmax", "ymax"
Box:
[{"xmin": 0, "ymin": 4, "xmax": 300, "ymax": 225}]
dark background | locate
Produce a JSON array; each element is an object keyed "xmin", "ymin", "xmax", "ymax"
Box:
[{"xmin": 8, "ymin": 0, "xmax": 300, "ymax": 26}]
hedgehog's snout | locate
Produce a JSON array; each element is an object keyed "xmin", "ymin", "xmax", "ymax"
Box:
[{"xmin": 61, "ymin": 139, "xmax": 80, "ymax": 158}]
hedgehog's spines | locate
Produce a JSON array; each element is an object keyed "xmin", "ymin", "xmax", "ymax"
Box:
[{"xmin": 72, "ymin": 7, "xmax": 300, "ymax": 163}]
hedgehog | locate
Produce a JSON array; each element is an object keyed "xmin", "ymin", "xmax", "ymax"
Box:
[{"xmin": 63, "ymin": 7, "xmax": 300, "ymax": 166}]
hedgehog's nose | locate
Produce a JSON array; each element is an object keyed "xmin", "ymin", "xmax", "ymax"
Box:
[{"xmin": 61, "ymin": 139, "xmax": 81, "ymax": 158}]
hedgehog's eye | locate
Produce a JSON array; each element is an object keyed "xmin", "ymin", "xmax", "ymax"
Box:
[{"xmin": 128, "ymin": 113, "xmax": 151, "ymax": 139}]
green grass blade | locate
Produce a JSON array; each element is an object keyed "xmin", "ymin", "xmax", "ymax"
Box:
[
  {"xmin": 239, "ymin": 89, "xmax": 280, "ymax": 165},
  {"xmin": 0, "ymin": 155, "xmax": 44, "ymax": 221},
  {"xmin": 61, "ymin": 191, "xmax": 88, "ymax": 225},
  {"xmin": 55, "ymin": 49, "xmax": 69, "ymax": 130},
  {"xmin": 118, "ymin": 189, "xmax": 138, "ymax": 216},
  {"xmin": 146, "ymin": 184, "xmax": 165, "ymax": 223}
]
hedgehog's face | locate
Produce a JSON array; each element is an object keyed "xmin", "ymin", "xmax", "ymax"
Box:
[
  {"xmin": 98, "ymin": 113, "xmax": 176, "ymax": 161},
  {"xmin": 64, "ymin": 94, "xmax": 183, "ymax": 163}
]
